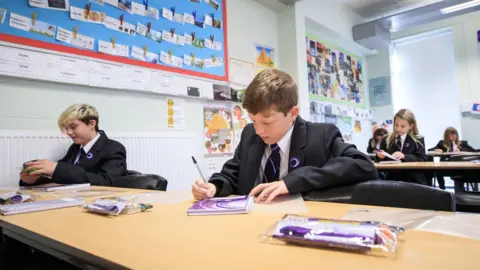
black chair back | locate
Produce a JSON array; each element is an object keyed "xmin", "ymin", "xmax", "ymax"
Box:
[
  {"xmin": 113, "ymin": 174, "xmax": 168, "ymax": 191},
  {"xmin": 450, "ymin": 154, "xmax": 480, "ymax": 162},
  {"xmin": 303, "ymin": 185, "xmax": 357, "ymax": 203},
  {"xmin": 350, "ymin": 180, "xmax": 455, "ymax": 211}
]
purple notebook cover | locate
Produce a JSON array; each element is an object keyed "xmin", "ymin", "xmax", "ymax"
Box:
[{"xmin": 187, "ymin": 195, "xmax": 253, "ymax": 215}]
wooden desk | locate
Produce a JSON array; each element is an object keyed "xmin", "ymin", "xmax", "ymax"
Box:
[
  {"xmin": 427, "ymin": 152, "xmax": 479, "ymax": 157},
  {"xmin": 375, "ymin": 161, "xmax": 480, "ymax": 170},
  {"xmin": 1, "ymin": 187, "xmax": 480, "ymax": 269}
]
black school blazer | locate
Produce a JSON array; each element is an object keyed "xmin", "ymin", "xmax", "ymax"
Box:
[
  {"xmin": 433, "ymin": 140, "xmax": 476, "ymax": 153},
  {"xmin": 367, "ymin": 138, "xmax": 380, "ymax": 153},
  {"xmin": 379, "ymin": 134, "xmax": 428, "ymax": 162},
  {"xmin": 209, "ymin": 117, "xmax": 378, "ymax": 197},
  {"xmin": 20, "ymin": 131, "xmax": 127, "ymax": 186}
]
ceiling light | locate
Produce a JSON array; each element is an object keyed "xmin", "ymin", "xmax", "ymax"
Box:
[{"xmin": 440, "ymin": 0, "xmax": 480, "ymax": 14}]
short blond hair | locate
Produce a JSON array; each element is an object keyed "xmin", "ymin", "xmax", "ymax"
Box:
[
  {"xmin": 58, "ymin": 104, "xmax": 99, "ymax": 132},
  {"xmin": 242, "ymin": 69, "xmax": 298, "ymax": 115}
]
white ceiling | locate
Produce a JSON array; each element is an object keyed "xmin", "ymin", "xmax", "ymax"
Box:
[
  {"xmin": 338, "ymin": 0, "xmax": 444, "ymax": 19},
  {"xmin": 253, "ymin": 0, "xmax": 444, "ymax": 19}
]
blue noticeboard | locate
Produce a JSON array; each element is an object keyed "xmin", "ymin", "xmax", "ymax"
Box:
[{"xmin": 0, "ymin": 0, "xmax": 228, "ymax": 81}]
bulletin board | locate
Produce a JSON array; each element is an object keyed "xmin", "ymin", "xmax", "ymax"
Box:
[
  {"xmin": 0, "ymin": 0, "xmax": 228, "ymax": 81},
  {"xmin": 306, "ymin": 32, "xmax": 365, "ymax": 108}
]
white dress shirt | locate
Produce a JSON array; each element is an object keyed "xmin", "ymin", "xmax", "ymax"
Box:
[
  {"xmin": 397, "ymin": 134, "xmax": 407, "ymax": 151},
  {"xmin": 73, "ymin": 133, "xmax": 101, "ymax": 164},
  {"xmin": 256, "ymin": 125, "xmax": 294, "ymax": 185}
]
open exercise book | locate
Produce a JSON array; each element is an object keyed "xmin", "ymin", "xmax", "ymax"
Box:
[
  {"xmin": 21, "ymin": 183, "xmax": 91, "ymax": 192},
  {"xmin": 187, "ymin": 195, "xmax": 254, "ymax": 216},
  {"xmin": 0, "ymin": 198, "xmax": 84, "ymax": 216}
]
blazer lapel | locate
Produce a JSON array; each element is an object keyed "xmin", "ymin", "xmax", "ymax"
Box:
[
  {"xmin": 288, "ymin": 117, "xmax": 307, "ymax": 173},
  {"xmin": 402, "ymin": 135, "xmax": 413, "ymax": 154},
  {"xmin": 68, "ymin": 145, "xmax": 81, "ymax": 164}
]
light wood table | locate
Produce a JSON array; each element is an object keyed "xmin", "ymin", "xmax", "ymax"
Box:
[
  {"xmin": 375, "ymin": 161, "xmax": 480, "ymax": 170},
  {"xmin": 1, "ymin": 187, "xmax": 480, "ymax": 269}
]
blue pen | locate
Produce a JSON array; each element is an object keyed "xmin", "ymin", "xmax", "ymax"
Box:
[{"xmin": 191, "ymin": 156, "xmax": 207, "ymax": 183}]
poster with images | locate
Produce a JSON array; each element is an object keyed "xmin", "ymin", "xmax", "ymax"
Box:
[
  {"xmin": 213, "ymin": 83, "xmax": 231, "ymax": 101},
  {"xmin": 104, "ymin": 0, "xmax": 132, "ymax": 13},
  {"xmin": 372, "ymin": 120, "xmax": 393, "ymax": 133},
  {"xmin": 56, "ymin": 27, "xmax": 95, "ymax": 51},
  {"xmin": 232, "ymin": 105, "xmax": 251, "ymax": 149},
  {"xmin": 255, "ymin": 44, "xmax": 275, "ymax": 68},
  {"xmin": 204, "ymin": 107, "xmax": 233, "ymax": 157},
  {"xmin": 337, "ymin": 116, "xmax": 353, "ymax": 143},
  {"xmin": 306, "ymin": 33, "xmax": 365, "ymax": 108},
  {"xmin": 10, "ymin": 13, "xmax": 56, "ymax": 38},
  {"xmin": 354, "ymin": 120, "xmax": 362, "ymax": 133},
  {"xmin": 309, "ymin": 100, "xmax": 325, "ymax": 123},
  {"xmin": 29, "ymin": 0, "xmax": 69, "ymax": 11},
  {"xmin": 166, "ymin": 98, "xmax": 185, "ymax": 130}
]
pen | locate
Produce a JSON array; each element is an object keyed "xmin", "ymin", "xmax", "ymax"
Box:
[{"xmin": 191, "ymin": 156, "xmax": 207, "ymax": 183}]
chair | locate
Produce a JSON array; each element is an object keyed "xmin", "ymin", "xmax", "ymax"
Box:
[
  {"xmin": 113, "ymin": 174, "xmax": 168, "ymax": 191},
  {"xmin": 350, "ymin": 180, "xmax": 456, "ymax": 212},
  {"xmin": 303, "ymin": 185, "xmax": 357, "ymax": 203}
]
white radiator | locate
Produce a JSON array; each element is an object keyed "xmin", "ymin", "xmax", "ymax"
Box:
[{"xmin": 0, "ymin": 131, "xmax": 201, "ymax": 190}]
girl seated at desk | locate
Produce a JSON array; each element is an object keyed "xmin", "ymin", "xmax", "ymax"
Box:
[
  {"xmin": 377, "ymin": 109, "xmax": 428, "ymax": 185},
  {"xmin": 433, "ymin": 127, "xmax": 476, "ymax": 153},
  {"xmin": 432, "ymin": 127, "xmax": 476, "ymax": 190},
  {"xmin": 367, "ymin": 128, "xmax": 388, "ymax": 154}
]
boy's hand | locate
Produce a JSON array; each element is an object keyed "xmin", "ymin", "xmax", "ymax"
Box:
[
  {"xmin": 392, "ymin": 152, "xmax": 405, "ymax": 160},
  {"xmin": 191, "ymin": 180, "xmax": 216, "ymax": 201},
  {"xmin": 25, "ymin": 160, "xmax": 57, "ymax": 176},
  {"xmin": 249, "ymin": 181, "xmax": 289, "ymax": 203},
  {"xmin": 434, "ymin": 149, "xmax": 444, "ymax": 153},
  {"xmin": 19, "ymin": 171, "xmax": 40, "ymax": 184}
]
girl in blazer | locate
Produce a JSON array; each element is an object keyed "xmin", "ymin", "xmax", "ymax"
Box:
[
  {"xmin": 367, "ymin": 128, "xmax": 388, "ymax": 153},
  {"xmin": 433, "ymin": 127, "xmax": 476, "ymax": 190},
  {"xmin": 377, "ymin": 109, "xmax": 428, "ymax": 185},
  {"xmin": 433, "ymin": 127, "xmax": 476, "ymax": 153}
]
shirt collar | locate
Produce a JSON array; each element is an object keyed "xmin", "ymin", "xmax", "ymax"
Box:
[
  {"xmin": 272, "ymin": 124, "xmax": 294, "ymax": 153},
  {"xmin": 82, "ymin": 133, "xmax": 101, "ymax": 153},
  {"xmin": 398, "ymin": 134, "xmax": 407, "ymax": 142}
]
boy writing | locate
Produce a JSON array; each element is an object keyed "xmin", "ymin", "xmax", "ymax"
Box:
[{"xmin": 192, "ymin": 69, "xmax": 377, "ymax": 202}]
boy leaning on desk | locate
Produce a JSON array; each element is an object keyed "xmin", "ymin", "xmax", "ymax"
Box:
[
  {"xmin": 19, "ymin": 104, "xmax": 128, "ymax": 186},
  {"xmin": 192, "ymin": 69, "xmax": 378, "ymax": 203}
]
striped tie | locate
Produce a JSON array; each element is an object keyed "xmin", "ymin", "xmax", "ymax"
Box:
[{"xmin": 264, "ymin": 144, "xmax": 281, "ymax": 183}]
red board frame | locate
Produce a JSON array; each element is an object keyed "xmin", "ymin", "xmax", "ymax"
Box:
[{"xmin": 0, "ymin": 0, "xmax": 229, "ymax": 82}]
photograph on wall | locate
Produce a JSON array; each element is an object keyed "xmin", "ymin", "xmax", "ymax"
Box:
[
  {"xmin": 254, "ymin": 44, "xmax": 275, "ymax": 68},
  {"xmin": 29, "ymin": 0, "xmax": 69, "ymax": 11},
  {"xmin": 232, "ymin": 105, "xmax": 251, "ymax": 149},
  {"xmin": 204, "ymin": 107, "xmax": 233, "ymax": 157},
  {"xmin": 306, "ymin": 33, "xmax": 365, "ymax": 108},
  {"xmin": 337, "ymin": 116, "xmax": 353, "ymax": 143},
  {"xmin": 372, "ymin": 120, "xmax": 393, "ymax": 133}
]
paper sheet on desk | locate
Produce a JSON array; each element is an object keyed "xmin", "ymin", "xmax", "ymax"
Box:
[
  {"xmin": 253, "ymin": 194, "xmax": 308, "ymax": 214},
  {"xmin": 343, "ymin": 208, "xmax": 480, "ymax": 241},
  {"xmin": 119, "ymin": 190, "xmax": 193, "ymax": 205},
  {"xmin": 379, "ymin": 151, "xmax": 399, "ymax": 161}
]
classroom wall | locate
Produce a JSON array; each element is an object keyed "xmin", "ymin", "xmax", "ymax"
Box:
[
  {"xmin": 366, "ymin": 47, "xmax": 394, "ymax": 122},
  {"xmin": 391, "ymin": 11, "xmax": 480, "ymax": 148},
  {"xmin": 0, "ymin": 0, "xmax": 279, "ymax": 133}
]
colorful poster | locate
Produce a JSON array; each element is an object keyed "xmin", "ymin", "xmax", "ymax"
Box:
[
  {"xmin": 372, "ymin": 120, "xmax": 393, "ymax": 133},
  {"xmin": 255, "ymin": 44, "xmax": 275, "ymax": 68},
  {"xmin": 354, "ymin": 120, "xmax": 362, "ymax": 133},
  {"xmin": 232, "ymin": 105, "xmax": 251, "ymax": 149},
  {"xmin": 70, "ymin": 6, "xmax": 105, "ymax": 24},
  {"xmin": 9, "ymin": 13, "xmax": 56, "ymax": 38},
  {"xmin": 29, "ymin": 0, "xmax": 69, "ymax": 11},
  {"xmin": 337, "ymin": 116, "xmax": 353, "ymax": 143},
  {"xmin": 56, "ymin": 27, "xmax": 95, "ymax": 51},
  {"xmin": 204, "ymin": 107, "xmax": 233, "ymax": 157},
  {"xmin": 166, "ymin": 98, "xmax": 185, "ymax": 130},
  {"xmin": 307, "ymin": 33, "xmax": 365, "ymax": 108}
]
